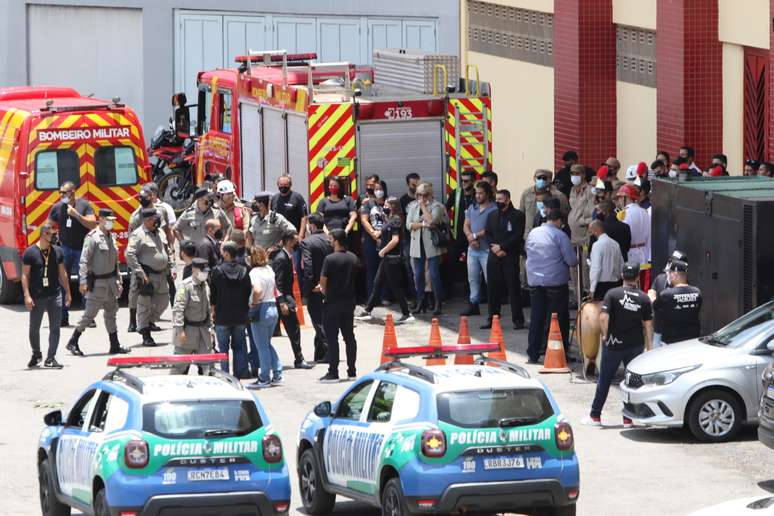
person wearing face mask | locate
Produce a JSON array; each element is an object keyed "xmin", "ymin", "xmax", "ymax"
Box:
[
  {"xmin": 174, "ymin": 188, "xmax": 232, "ymax": 247},
  {"xmin": 650, "ymin": 159, "xmax": 668, "ymax": 179},
  {"xmin": 196, "ymin": 218, "xmax": 222, "ymax": 269},
  {"xmin": 271, "ymin": 175, "xmax": 307, "ymax": 287},
  {"xmin": 247, "ymin": 192, "xmax": 296, "ymax": 255},
  {"xmin": 519, "ymin": 169, "xmax": 569, "ymax": 239},
  {"xmin": 47, "ymin": 181, "xmax": 97, "ymax": 328},
  {"xmin": 589, "ymin": 200, "xmax": 630, "ymax": 262},
  {"xmin": 316, "ymin": 176, "xmax": 357, "ymax": 235},
  {"xmin": 217, "ymin": 179, "xmax": 251, "ymax": 237},
  {"xmin": 170, "ymin": 258, "xmax": 214, "ymax": 374},
  {"xmin": 615, "ymin": 184, "xmax": 650, "ymax": 278},
  {"xmin": 65, "ymin": 209, "xmax": 129, "ymax": 357},
  {"xmin": 568, "ymin": 164, "xmax": 595, "ymax": 300},
  {"xmin": 360, "ymin": 180, "xmax": 388, "ymax": 303},
  {"xmin": 744, "ymin": 159, "xmax": 759, "ymax": 176},
  {"xmin": 126, "ymin": 208, "xmax": 174, "ymax": 347}
]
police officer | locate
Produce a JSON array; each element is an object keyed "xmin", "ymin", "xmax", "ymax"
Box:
[
  {"xmin": 246, "ymin": 192, "xmax": 296, "ymax": 254},
  {"xmin": 174, "ymin": 188, "xmax": 231, "ymax": 247},
  {"xmin": 65, "ymin": 209, "xmax": 129, "ymax": 356},
  {"xmin": 171, "ymin": 258, "xmax": 213, "ymax": 374},
  {"xmin": 648, "ymin": 249, "xmax": 688, "ymax": 348},
  {"xmin": 582, "ymin": 264, "xmax": 653, "ymax": 427},
  {"xmin": 653, "ymin": 259, "xmax": 702, "ymax": 344},
  {"xmin": 126, "ymin": 208, "xmax": 173, "ymax": 347}
]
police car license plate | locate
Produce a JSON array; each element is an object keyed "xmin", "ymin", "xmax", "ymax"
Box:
[
  {"xmin": 187, "ymin": 468, "xmax": 229, "ymax": 481},
  {"xmin": 483, "ymin": 456, "xmax": 524, "ymax": 470}
]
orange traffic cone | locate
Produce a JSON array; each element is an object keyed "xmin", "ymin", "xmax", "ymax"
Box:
[
  {"xmin": 293, "ymin": 270, "xmax": 306, "ymax": 327},
  {"xmin": 454, "ymin": 316, "xmax": 474, "ymax": 365},
  {"xmin": 540, "ymin": 313, "xmax": 571, "ymax": 374},
  {"xmin": 489, "ymin": 315, "xmax": 507, "ymax": 360},
  {"xmin": 380, "ymin": 313, "xmax": 398, "ymax": 365},
  {"xmin": 426, "ymin": 318, "xmax": 445, "ymax": 366}
]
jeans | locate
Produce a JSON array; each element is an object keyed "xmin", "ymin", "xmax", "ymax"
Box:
[
  {"xmin": 246, "ymin": 324, "xmax": 260, "ymax": 371},
  {"xmin": 362, "ymin": 236, "xmax": 382, "ymax": 303},
  {"xmin": 60, "ymin": 245, "xmax": 80, "ymax": 322},
  {"xmin": 653, "ymin": 332, "xmax": 663, "ymax": 349},
  {"xmin": 29, "ymin": 293, "xmax": 62, "ymax": 359},
  {"xmin": 249, "ymin": 303, "xmax": 282, "ymax": 383},
  {"xmin": 466, "ymin": 246, "xmax": 489, "ymax": 304},
  {"xmin": 590, "ymin": 345, "xmax": 643, "ymax": 418},
  {"xmin": 215, "ymin": 324, "xmax": 248, "ymax": 377},
  {"xmin": 412, "ymin": 256, "xmax": 442, "ymax": 302},
  {"xmin": 323, "ymin": 301, "xmax": 357, "ymax": 377},
  {"xmin": 527, "ymin": 285, "xmax": 570, "ymax": 362}
]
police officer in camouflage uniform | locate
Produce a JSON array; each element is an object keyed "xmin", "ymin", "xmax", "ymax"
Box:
[
  {"xmin": 127, "ymin": 186, "xmax": 170, "ymax": 332},
  {"xmin": 126, "ymin": 208, "xmax": 173, "ymax": 347},
  {"xmin": 171, "ymin": 257, "xmax": 213, "ymax": 374},
  {"xmin": 65, "ymin": 209, "xmax": 129, "ymax": 356},
  {"xmin": 174, "ymin": 188, "xmax": 231, "ymax": 247}
]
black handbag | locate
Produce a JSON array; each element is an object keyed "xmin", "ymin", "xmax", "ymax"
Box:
[
  {"xmin": 430, "ymin": 221, "xmax": 452, "ymax": 248},
  {"xmin": 139, "ymin": 281, "xmax": 154, "ymax": 297}
]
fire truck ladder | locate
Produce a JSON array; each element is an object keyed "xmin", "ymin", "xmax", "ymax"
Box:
[{"xmin": 454, "ymin": 66, "xmax": 489, "ymax": 176}]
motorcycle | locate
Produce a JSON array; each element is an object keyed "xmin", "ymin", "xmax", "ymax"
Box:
[{"xmin": 148, "ymin": 120, "xmax": 197, "ymax": 214}]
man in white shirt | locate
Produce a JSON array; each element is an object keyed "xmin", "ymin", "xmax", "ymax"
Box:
[
  {"xmin": 616, "ymin": 184, "xmax": 650, "ymax": 266},
  {"xmin": 588, "ymin": 220, "xmax": 624, "ymax": 300}
]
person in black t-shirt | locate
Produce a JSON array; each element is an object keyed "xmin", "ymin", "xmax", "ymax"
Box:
[
  {"xmin": 653, "ymin": 259, "xmax": 702, "ymax": 344},
  {"xmin": 271, "ymin": 175, "xmax": 309, "ymax": 290},
  {"xmin": 22, "ymin": 223, "xmax": 72, "ymax": 369},
  {"xmin": 47, "ymin": 181, "xmax": 96, "ymax": 327},
  {"xmin": 318, "ymin": 229, "xmax": 360, "ymax": 383},
  {"xmin": 582, "ymin": 263, "xmax": 652, "ymax": 427},
  {"xmin": 316, "ymin": 176, "xmax": 356, "ymax": 233},
  {"xmin": 648, "ymin": 249, "xmax": 688, "ymax": 348},
  {"xmin": 355, "ymin": 198, "xmax": 414, "ymax": 324}
]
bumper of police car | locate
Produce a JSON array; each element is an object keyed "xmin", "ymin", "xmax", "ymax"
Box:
[
  {"xmin": 405, "ymin": 479, "xmax": 576, "ymax": 514},
  {"xmin": 619, "ymin": 369, "xmax": 688, "ymax": 427},
  {"xmin": 111, "ymin": 491, "xmax": 289, "ymax": 516}
]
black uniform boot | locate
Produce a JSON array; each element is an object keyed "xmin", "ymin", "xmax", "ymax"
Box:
[
  {"xmin": 460, "ymin": 303, "xmax": 480, "ymax": 316},
  {"xmin": 109, "ymin": 332, "xmax": 131, "ymax": 354},
  {"xmin": 127, "ymin": 309, "xmax": 137, "ymax": 333},
  {"xmin": 66, "ymin": 330, "xmax": 84, "ymax": 356},
  {"xmin": 140, "ymin": 328, "xmax": 157, "ymax": 347}
]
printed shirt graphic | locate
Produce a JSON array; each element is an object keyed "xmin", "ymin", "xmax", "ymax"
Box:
[
  {"xmin": 601, "ymin": 286, "xmax": 652, "ymax": 348},
  {"xmin": 653, "ymin": 285, "xmax": 702, "ymax": 343}
]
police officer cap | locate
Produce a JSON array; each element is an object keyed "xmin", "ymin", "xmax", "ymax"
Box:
[
  {"xmin": 194, "ymin": 188, "xmax": 210, "ymax": 200},
  {"xmin": 668, "ymin": 259, "xmax": 688, "ymax": 273},
  {"xmin": 253, "ymin": 191, "xmax": 272, "ymax": 203},
  {"xmin": 98, "ymin": 208, "xmax": 115, "ymax": 219},
  {"xmin": 141, "ymin": 207, "xmax": 158, "ymax": 219},
  {"xmin": 191, "ymin": 257, "xmax": 210, "ymax": 271},
  {"xmin": 622, "ymin": 263, "xmax": 640, "ymax": 280},
  {"xmin": 671, "ymin": 249, "xmax": 688, "ymax": 263}
]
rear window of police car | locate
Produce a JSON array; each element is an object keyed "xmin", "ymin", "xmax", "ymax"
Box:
[
  {"xmin": 143, "ymin": 400, "xmax": 262, "ymax": 439},
  {"xmin": 437, "ymin": 389, "xmax": 553, "ymax": 428}
]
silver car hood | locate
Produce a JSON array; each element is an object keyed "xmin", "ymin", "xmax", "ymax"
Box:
[{"xmin": 626, "ymin": 340, "xmax": 728, "ymax": 375}]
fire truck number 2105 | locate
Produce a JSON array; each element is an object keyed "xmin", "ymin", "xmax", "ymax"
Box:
[{"xmin": 384, "ymin": 107, "xmax": 413, "ymax": 120}]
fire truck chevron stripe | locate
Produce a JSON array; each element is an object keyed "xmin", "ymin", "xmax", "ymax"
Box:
[
  {"xmin": 307, "ymin": 103, "xmax": 355, "ymax": 212},
  {"xmin": 308, "ymin": 104, "xmax": 351, "ymax": 153}
]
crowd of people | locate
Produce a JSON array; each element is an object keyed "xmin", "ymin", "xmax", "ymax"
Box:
[{"xmin": 23, "ymin": 144, "xmax": 735, "ymax": 386}]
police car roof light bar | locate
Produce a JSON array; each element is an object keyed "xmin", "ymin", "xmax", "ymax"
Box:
[
  {"xmin": 384, "ymin": 343, "xmax": 501, "ymax": 359},
  {"xmin": 473, "ymin": 357, "xmax": 531, "ymax": 379},
  {"xmin": 376, "ymin": 361, "xmax": 436, "ymax": 384},
  {"xmin": 106, "ymin": 354, "xmax": 228, "ymax": 368}
]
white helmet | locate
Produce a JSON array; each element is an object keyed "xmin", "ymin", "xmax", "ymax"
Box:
[{"xmin": 217, "ymin": 179, "xmax": 236, "ymax": 195}]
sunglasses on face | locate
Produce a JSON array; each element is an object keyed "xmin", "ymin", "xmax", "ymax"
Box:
[{"xmin": 59, "ymin": 190, "xmax": 72, "ymax": 195}]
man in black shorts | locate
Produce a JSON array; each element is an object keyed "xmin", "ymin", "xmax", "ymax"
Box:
[
  {"xmin": 653, "ymin": 259, "xmax": 702, "ymax": 345},
  {"xmin": 582, "ymin": 264, "xmax": 652, "ymax": 427}
]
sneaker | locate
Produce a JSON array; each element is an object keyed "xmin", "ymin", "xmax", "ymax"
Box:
[
  {"xmin": 66, "ymin": 343, "xmax": 84, "ymax": 357},
  {"xmin": 580, "ymin": 416, "xmax": 602, "ymax": 427},
  {"xmin": 247, "ymin": 379, "xmax": 272, "ymax": 389},
  {"xmin": 43, "ymin": 358, "xmax": 63, "ymax": 369},
  {"xmin": 319, "ymin": 373, "xmax": 340, "ymax": 384},
  {"xmin": 622, "ymin": 417, "xmax": 634, "ymax": 429},
  {"xmin": 347, "ymin": 372, "xmax": 357, "ymax": 381},
  {"xmin": 27, "ymin": 354, "xmax": 42, "ymax": 368},
  {"xmin": 354, "ymin": 309, "xmax": 373, "ymax": 321},
  {"xmin": 271, "ymin": 376, "xmax": 283, "ymax": 385},
  {"xmin": 395, "ymin": 314, "xmax": 415, "ymax": 325}
]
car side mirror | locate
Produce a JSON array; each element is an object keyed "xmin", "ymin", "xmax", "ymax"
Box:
[
  {"xmin": 44, "ymin": 410, "xmax": 62, "ymax": 426},
  {"xmin": 314, "ymin": 401, "xmax": 332, "ymax": 418}
]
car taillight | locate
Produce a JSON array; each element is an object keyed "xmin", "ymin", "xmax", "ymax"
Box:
[
  {"xmin": 421, "ymin": 429, "xmax": 446, "ymax": 458},
  {"xmin": 263, "ymin": 434, "xmax": 283, "ymax": 463},
  {"xmin": 124, "ymin": 440, "xmax": 149, "ymax": 469},
  {"xmin": 555, "ymin": 422, "xmax": 574, "ymax": 452}
]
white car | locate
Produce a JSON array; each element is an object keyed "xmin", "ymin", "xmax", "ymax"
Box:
[
  {"xmin": 686, "ymin": 494, "xmax": 774, "ymax": 515},
  {"xmin": 620, "ymin": 301, "xmax": 774, "ymax": 442}
]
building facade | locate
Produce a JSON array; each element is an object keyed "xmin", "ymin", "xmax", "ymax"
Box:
[
  {"xmin": 0, "ymin": 0, "xmax": 459, "ymax": 130},
  {"xmin": 460, "ymin": 0, "xmax": 770, "ymax": 196}
]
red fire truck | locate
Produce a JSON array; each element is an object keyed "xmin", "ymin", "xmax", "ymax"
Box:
[
  {"xmin": 191, "ymin": 50, "xmax": 492, "ymax": 211},
  {"xmin": 0, "ymin": 86, "xmax": 149, "ymax": 303}
]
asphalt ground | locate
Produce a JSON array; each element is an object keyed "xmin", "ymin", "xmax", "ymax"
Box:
[{"xmin": 0, "ymin": 297, "xmax": 772, "ymax": 515}]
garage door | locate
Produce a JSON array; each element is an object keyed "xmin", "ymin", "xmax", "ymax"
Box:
[
  {"xmin": 357, "ymin": 119, "xmax": 445, "ymax": 201},
  {"xmin": 28, "ymin": 5, "xmax": 144, "ymax": 122}
]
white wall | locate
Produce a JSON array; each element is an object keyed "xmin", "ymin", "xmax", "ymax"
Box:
[
  {"xmin": 616, "ymin": 81, "xmax": 656, "ymax": 170},
  {"xmin": 722, "ymin": 43, "xmax": 744, "ymax": 174}
]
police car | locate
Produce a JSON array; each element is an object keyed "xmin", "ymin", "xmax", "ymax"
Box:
[
  {"xmin": 296, "ymin": 344, "xmax": 579, "ymax": 516},
  {"xmin": 37, "ymin": 354, "xmax": 290, "ymax": 516}
]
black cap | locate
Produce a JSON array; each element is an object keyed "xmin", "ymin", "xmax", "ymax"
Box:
[
  {"xmin": 194, "ymin": 188, "xmax": 209, "ymax": 200},
  {"xmin": 671, "ymin": 249, "xmax": 688, "ymax": 263},
  {"xmin": 668, "ymin": 259, "xmax": 688, "ymax": 273},
  {"xmin": 253, "ymin": 191, "xmax": 272, "ymax": 203},
  {"xmin": 98, "ymin": 208, "xmax": 114, "ymax": 218},
  {"xmin": 141, "ymin": 208, "xmax": 158, "ymax": 219},
  {"xmin": 622, "ymin": 263, "xmax": 640, "ymax": 280},
  {"xmin": 191, "ymin": 257, "xmax": 210, "ymax": 271}
]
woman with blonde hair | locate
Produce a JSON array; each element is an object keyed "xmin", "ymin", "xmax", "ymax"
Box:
[{"xmin": 246, "ymin": 246, "xmax": 282, "ymax": 389}]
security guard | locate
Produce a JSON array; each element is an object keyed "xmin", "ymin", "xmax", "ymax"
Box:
[
  {"xmin": 126, "ymin": 208, "xmax": 173, "ymax": 347},
  {"xmin": 174, "ymin": 188, "xmax": 231, "ymax": 247},
  {"xmin": 65, "ymin": 209, "xmax": 129, "ymax": 356},
  {"xmin": 171, "ymin": 257, "xmax": 213, "ymax": 374}
]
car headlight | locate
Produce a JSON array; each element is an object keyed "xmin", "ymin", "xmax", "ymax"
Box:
[{"xmin": 641, "ymin": 365, "xmax": 700, "ymax": 386}]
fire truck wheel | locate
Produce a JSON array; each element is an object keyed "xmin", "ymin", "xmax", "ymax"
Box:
[{"xmin": 0, "ymin": 262, "xmax": 20, "ymax": 304}]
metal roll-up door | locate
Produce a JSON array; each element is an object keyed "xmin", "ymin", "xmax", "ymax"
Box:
[
  {"xmin": 357, "ymin": 119, "xmax": 445, "ymax": 200},
  {"xmin": 287, "ymin": 113, "xmax": 310, "ymax": 201},
  {"xmin": 263, "ymin": 108, "xmax": 287, "ymax": 190},
  {"xmin": 239, "ymin": 102, "xmax": 263, "ymax": 199}
]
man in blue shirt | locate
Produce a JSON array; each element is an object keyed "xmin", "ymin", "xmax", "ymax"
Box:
[
  {"xmin": 525, "ymin": 210, "xmax": 578, "ymax": 363},
  {"xmin": 461, "ymin": 180, "xmax": 497, "ymax": 316}
]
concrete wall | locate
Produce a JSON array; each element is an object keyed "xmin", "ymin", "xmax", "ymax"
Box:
[
  {"xmin": 613, "ymin": 0, "xmax": 656, "ymax": 30},
  {"xmin": 0, "ymin": 0, "xmax": 459, "ymax": 131},
  {"xmin": 616, "ymin": 81, "xmax": 657, "ymax": 169},
  {"xmin": 722, "ymin": 43, "xmax": 744, "ymax": 173},
  {"xmin": 718, "ymin": 0, "xmax": 769, "ymax": 50}
]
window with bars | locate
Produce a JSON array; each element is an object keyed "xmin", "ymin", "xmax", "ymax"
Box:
[
  {"xmin": 616, "ymin": 25, "xmax": 656, "ymax": 87},
  {"xmin": 467, "ymin": 0, "xmax": 553, "ymax": 67}
]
